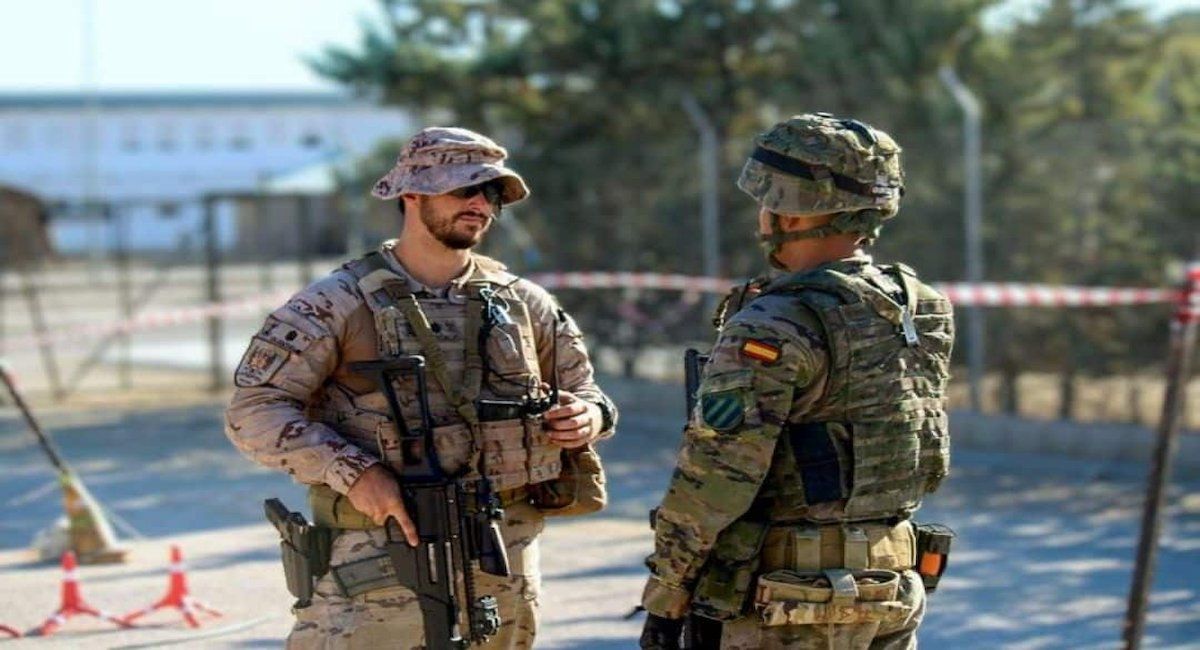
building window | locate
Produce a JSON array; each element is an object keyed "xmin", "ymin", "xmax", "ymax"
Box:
[
  {"xmin": 230, "ymin": 130, "xmax": 253, "ymax": 151},
  {"xmin": 158, "ymin": 202, "xmax": 180, "ymax": 219},
  {"xmin": 119, "ymin": 124, "xmax": 141, "ymax": 153},
  {"xmin": 156, "ymin": 123, "xmax": 178, "ymax": 152},
  {"xmin": 300, "ymin": 132, "xmax": 323, "ymax": 149}
]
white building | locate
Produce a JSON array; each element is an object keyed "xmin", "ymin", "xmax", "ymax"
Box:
[{"xmin": 0, "ymin": 91, "xmax": 415, "ymax": 252}]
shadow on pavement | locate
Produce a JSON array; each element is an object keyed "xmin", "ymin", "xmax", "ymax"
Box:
[{"xmin": 3, "ymin": 375, "xmax": 1199, "ymax": 647}]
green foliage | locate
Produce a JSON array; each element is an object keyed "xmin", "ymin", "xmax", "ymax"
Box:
[{"xmin": 313, "ymin": 0, "xmax": 1197, "ymax": 372}]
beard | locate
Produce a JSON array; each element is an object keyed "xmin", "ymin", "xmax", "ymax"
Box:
[{"xmin": 419, "ymin": 201, "xmax": 491, "ymax": 250}]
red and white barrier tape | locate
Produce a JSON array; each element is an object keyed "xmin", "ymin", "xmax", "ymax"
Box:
[
  {"xmin": 7, "ymin": 290, "xmax": 293, "ymax": 352},
  {"xmin": 5, "ymin": 270, "xmax": 1198, "ymax": 352}
]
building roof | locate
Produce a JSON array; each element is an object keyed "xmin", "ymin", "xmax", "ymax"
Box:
[{"xmin": 0, "ymin": 90, "xmax": 372, "ymax": 110}]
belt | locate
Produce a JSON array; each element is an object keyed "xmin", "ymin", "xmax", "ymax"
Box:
[{"xmin": 761, "ymin": 519, "xmax": 916, "ymax": 573}]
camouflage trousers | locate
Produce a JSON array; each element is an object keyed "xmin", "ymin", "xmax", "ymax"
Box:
[
  {"xmin": 287, "ymin": 502, "xmax": 544, "ymax": 650},
  {"xmin": 716, "ymin": 569, "xmax": 926, "ymax": 650}
]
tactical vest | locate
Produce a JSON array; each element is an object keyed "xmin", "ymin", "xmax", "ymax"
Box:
[
  {"xmin": 753, "ymin": 263, "xmax": 953, "ymax": 523},
  {"xmin": 336, "ymin": 251, "xmax": 562, "ymax": 492}
]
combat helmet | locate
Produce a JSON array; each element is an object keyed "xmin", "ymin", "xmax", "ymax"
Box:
[{"xmin": 738, "ymin": 113, "xmax": 903, "ymax": 253}]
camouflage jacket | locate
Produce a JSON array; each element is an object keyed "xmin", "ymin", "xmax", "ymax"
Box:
[
  {"xmin": 642, "ymin": 255, "xmax": 951, "ymax": 618},
  {"xmin": 224, "ymin": 241, "xmax": 616, "ymax": 495}
]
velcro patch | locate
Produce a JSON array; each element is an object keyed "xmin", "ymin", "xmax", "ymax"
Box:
[
  {"xmin": 234, "ymin": 338, "xmax": 289, "ymax": 388},
  {"xmin": 740, "ymin": 339, "xmax": 781, "ymax": 364},
  {"xmin": 701, "ymin": 390, "xmax": 745, "ymax": 432}
]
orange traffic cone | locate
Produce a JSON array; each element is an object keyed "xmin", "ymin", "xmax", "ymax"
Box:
[
  {"xmin": 0, "ymin": 624, "xmax": 19, "ymax": 638},
  {"xmin": 120, "ymin": 545, "xmax": 221, "ymax": 628},
  {"xmin": 32, "ymin": 551, "xmax": 131, "ymax": 636}
]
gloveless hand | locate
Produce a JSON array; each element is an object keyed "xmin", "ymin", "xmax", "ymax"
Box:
[
  {"xmin": 345, "ymin": 464, "xmax": 418, "ymax": 546},
  {"xmin": 543, "ymin": 390, "xmax": 602, "ymax": 449}
]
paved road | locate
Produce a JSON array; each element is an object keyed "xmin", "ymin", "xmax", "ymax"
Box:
[{"xmin": 1, "ymin": 378, "xmax": 1198, "ymax": 648}]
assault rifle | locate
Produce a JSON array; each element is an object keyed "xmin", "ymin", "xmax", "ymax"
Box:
[
  {"xmin": 683, "ymin": 348, "xmax": 710, "ymax": 418},
  {"xmin": 349, "ymin": 356, "xmax": 510, "ymax": 649}
]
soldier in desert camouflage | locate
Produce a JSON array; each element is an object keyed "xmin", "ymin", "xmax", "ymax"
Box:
[
  {"xmin": 226, "ymin": 127, "xmax": 616, "ymax": 649},
  {"xmin": 640, "ymin": 114, "xmax": 955, "ymax": 649}
]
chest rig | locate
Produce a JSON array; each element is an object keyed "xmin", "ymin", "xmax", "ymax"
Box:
[
  {"xmin": 345, "ymin": 251, "xmax": 562, "ymax": 492},
  {"xmin": 753, "ymin": 262, "xmax": 953, "ymax": 523}
]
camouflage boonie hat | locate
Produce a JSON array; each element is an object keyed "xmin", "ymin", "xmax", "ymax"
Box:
[
  {"xmin": 737, "ymin": 113, "xmax": 903, "ymax": 237},
  {"xmin": 372, "ymin": 127, "xmax": 530, "ymax": 205}
]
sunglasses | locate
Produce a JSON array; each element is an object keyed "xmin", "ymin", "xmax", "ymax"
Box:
[{"xmin": 447, "ymin": 180, "xmax": 505, "ymax": 206}]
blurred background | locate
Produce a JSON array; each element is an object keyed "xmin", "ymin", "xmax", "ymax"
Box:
[
  {"xmin": 0, "ymin": 0, "xmax": 1197, "ymax": 418},
  {"xmin": 1, "ymin": 1, "xmax": 1199, "ymax": 647}
]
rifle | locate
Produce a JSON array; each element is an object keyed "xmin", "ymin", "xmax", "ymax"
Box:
[
  {"xmin": 683, "ymin": 348, "xmax": 709, "ymax": 419},
  {"xmin": 349, "ymin": 355, "xmax": 509, "ymax": 649}
]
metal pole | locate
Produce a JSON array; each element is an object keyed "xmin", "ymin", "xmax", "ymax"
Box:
[
  {"xmin": 681, "ymin": 93, "xmax": 722, "ymax": 295},
  {"xmin": 20, "ymin": 268, "xmax": 64, "ymax": 400},
  {"xmin": 81, "ymin": 0, "xmax": 104, "ymax": 270},
  {"xmin": 204, "ymin": 196, "xmax": 224, "ymax": 392},
  {"xmin": 297, "ymin": 195, "xmax": 315, "ymax": 287},
  {"xmin": 939, "ymin": 65, "xmax": 986, "ymax": 412},
  {"xmin": 0, "ymin": 362, "xmax": 71, "ymax": 473},
  {"xmin": 256, "ymin": 196, "xmax": 273, "ymax": 292},
  {"xmin": 0, "ymin": 267, "xmax": 6, "ymax": 356},
  {"xmin": 112, "ymin": 204, "xmax": 132, "ymax": 389},
  {"xmin": 1122, "ymin": 263, "xmax": 1200, "ymax": 649}
]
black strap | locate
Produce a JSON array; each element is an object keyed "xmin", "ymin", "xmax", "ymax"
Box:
[{"xmin": 751, "ymin": 146, "xmax": 874, "ymax": 197}]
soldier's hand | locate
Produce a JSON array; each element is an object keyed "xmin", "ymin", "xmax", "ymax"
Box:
[
  {"xmin": 639, "ymin": 614, "xmax": 684, "ymax": 649},
  {"xmin": 346, "ymin": 464, "xmax": 418, "ymax": 546},
  {"xmin": 544, "ymin": 390, "xmax": 602, "ymax": 449}
]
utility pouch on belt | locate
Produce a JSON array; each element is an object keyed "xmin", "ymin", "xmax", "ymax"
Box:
[
  {"xmin": 691, "ymin": 520, "xmax": 770, "ymax": 620},
  {"xmin": 265, "ymin": 498, "xmax": 333, "ymax": 609},
  {"xmin": 530, "ymin": 443, "xmax": 607, "ymax": 517},
  {"xmin": 754, "ymin": 568, "xmax": 911, "ymax": 628},
  {"xmin": 914, "ymin": 522, "xmax": 955, "ymax": 593}
]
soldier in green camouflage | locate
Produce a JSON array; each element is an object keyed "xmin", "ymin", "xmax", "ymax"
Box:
[{"xmin": 640, "ymin": 114, "xmax": 955, "ymax": 649}]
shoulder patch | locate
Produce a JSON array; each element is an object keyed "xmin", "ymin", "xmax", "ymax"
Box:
[
  {"xmin": 740, "ymin": 339, "xmax": 781, "ymax": 364},
  {"xmin": 701, "ymin": 390, "xmax": 745, "ymax": 432},
  {"xmin": 234, "ymin": 338, "xmax": 289, "ymax": 388}
]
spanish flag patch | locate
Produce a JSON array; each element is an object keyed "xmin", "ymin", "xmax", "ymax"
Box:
[{"xmin": 740, "ymin": 339, "xmax": 781, "ymax": 364}]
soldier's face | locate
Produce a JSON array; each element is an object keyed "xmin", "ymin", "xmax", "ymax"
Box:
[{"xmin": 416, "ymin": 190, "xmax": 496, "ymax": 250}]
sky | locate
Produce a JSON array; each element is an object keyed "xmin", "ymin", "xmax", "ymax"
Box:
[
  {"xmin": 0, "ymin": 0, "xmax": 1197, "ymax": 93},
  {"xmin": 0, "ymin": 0, "xmax": 384, "ymax": 91}
]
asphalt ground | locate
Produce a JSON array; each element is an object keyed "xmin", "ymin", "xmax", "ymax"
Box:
[{"xmin": 1, "ymin": 376, "xmax": 1198, "ymax": 648}]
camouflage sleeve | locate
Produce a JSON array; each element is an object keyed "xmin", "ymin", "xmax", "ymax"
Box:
[
  {"xmin": 641, "ymin": 309, "xmax": 823, "ymax": 618},
  {"xmin": 224, "ymin": 272, "xmax": 380, "ymax": 495},
  {"xmin": 517, "ymin": 279, "xmax": 618, "ymax": 437}
]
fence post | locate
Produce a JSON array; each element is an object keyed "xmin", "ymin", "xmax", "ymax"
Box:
[
  {"xmin": 1122, "ymin": 262, "xmax": 1200, "ymax": 649},
  {"xmin": 297, "ymin": 195, "xmax": 314, "ymax": 287},
  {"xmin": 112, "ymin": 203, "xmax": 132, "ymax": 390},
  {"xmin": 203, "ymin": 196, "xmax": 224, "ymax": 393}
]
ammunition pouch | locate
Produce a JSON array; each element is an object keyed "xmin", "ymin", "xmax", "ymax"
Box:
[
  {"xmin": 754, "ymin": 568, "xmax": 912, "ymax": 630},
  {"xmin": 529, "ymin": 443, "xmax": 608, "ymax": 517},
  {"xmin": 330, "ymin": 553, "xmax": 400, "ymax": 598},
  {"xmin": 760, "ymin": 519, "xmax": 916, "ymax": 573},
  {"xmin": 691, "ymin": 520, "xmax": 770, "ymax": 620}
]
